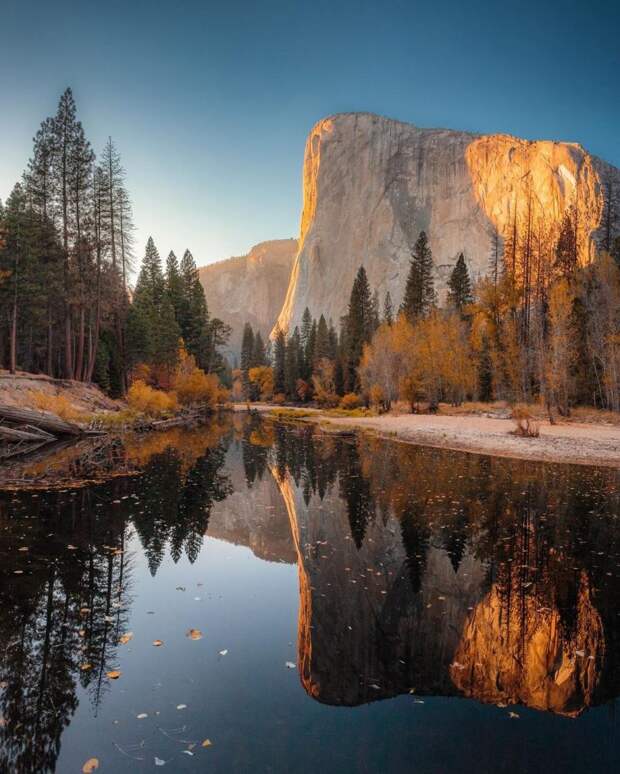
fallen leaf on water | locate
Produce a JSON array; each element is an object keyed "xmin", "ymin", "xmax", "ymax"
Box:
[
  {"xmin": 106, "ymin": 670, "xmax": 121, "ymax": 680},
  {"xmin": 80, "ymin": 663, "xmax": 93, "ymax": 671},
  {"xmin": 508, "ymin": 711, "xmax": 520, "ymax": 719},
  {"xmin": 285, "ymin": 662, "xmax": 296, "ymax": 669},
  {"xmin": 181, "ymin": 750, "xmax": 194, "ymax": 756},
  {"xmin": 154, "ymin": 757, "xmax": 166, "ymax": 766},
  {"xmin": 17, "ymin": 547, "xmax": 29, "ymax": 552},
  {"xmin": 67, "ymin": 545, "xmax": 78, "ymax": 550},
  {"xmin": 13, "ymin": 570, "xmax": 23, "ymax": 575},
  {"xmin": 118, "ymin": 632, "xmax": 133, "ymax": 645},
  {"xmin": 186, "ymin": 629, "xmax": 202, "ymax": 641},
  {"xmin": 176, "ymin": 704, "xmax": 187, "ymax": 710},
  {"xmin": 201, "ymin": 739, "xmax": 212, "ymax": 748},
  {"xmin": 153, "ymin": 640, "xmax": 164, "ymax": 647},
  {"xmin": 137, "ymin": 713, "xmax": 148, "ymax": 719},
  {"xmin": 219, "ymin": 649, "xmax": 228, "ymax": 656},
  {"xmin": 82, "ymin": 758, "xmax": 99, "ymax": 773}
]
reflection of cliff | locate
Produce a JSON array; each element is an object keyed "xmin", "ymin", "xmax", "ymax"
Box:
[
  {"xmin": 451, "ymin": 571, "xmax": 604, "ymax": 717},
  {"xmin": 273, "ymin": 465, "xmax": 486, "ymax": 706},
  {"xmin": 208, "ymin": 442, "xmax": 296, "ymax": 564}
]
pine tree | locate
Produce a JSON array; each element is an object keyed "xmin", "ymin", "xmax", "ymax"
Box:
[
  {"xmin": 300, "ymin": 307, "xmax": 313, "ymax": 379},
  {"xmin": 383, "ymin": 291, "xmax": 394, "ymax": 325},
  {"xmin": 285, "ymin": 327, "xmax": 301, "ymax": 398},
  {"xmin": 447, "ymin": 253, "xmax": 473, "ymax": 315},
  {"xmin": 252, "ymin": 331, "xmax": 267, "ymax": 367},
  {"xmin": 345, "ymin": 266, "xmax": 373, "ymax": 392},
  {"xmin": 315, "ymin": 315, "xmax": 330, "ymax": 363},
  {"xmin": 273, "ymin": 327, "xmax": 287, "ymax": 395},
  {"xmin": 165, "ymin": 251, "xmax": 184, "ymax": 321},
  {"xmin": 400, "ymin": 231, "xmax": 435, "ymax": 322},
  {"xmin": 555, "ymin": 209, "xmax": 578, "ymax": 280},
  {"xmin": 179, "ymin": 249, "xmax": 210, "ymax": 367},
  {"xmin": 240, "ymin": 323, "xmax": 254, "ymax": 399}
]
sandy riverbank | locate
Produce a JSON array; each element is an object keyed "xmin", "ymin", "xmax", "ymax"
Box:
[{"xmin": 235, "ymin": 404, "xmax": 620, "ymax": 468}]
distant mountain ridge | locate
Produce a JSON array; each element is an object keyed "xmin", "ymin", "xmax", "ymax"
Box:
[{"xmin": 198, "ymin": 238, "xmax": 297, "ymax": 361}]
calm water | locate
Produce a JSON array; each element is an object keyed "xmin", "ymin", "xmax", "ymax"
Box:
[{"xmin": 1, "ymin": 414, "xmax": 619, "ymax": 773}]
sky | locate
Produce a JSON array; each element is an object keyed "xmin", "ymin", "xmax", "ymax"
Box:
[{"xmin": 1, "ymin": 0, "xmax": 618, "ymax": 271}]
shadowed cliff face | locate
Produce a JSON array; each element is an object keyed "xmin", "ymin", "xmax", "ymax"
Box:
[
  {"xmin": 274, "ymin": 112, "xmax": 620, "ymax": 336},
  {"xmin": 263, "ymin": 425, "xmax": 620, "ymax": 716},
  {"xmin": 199, "ymin": 238, "xmax": 297, "ymax": 360}
]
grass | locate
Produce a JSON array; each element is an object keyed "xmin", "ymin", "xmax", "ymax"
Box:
[{"xmin": 268, "ymin": 408, "xmax": 315, "ymax": 420}]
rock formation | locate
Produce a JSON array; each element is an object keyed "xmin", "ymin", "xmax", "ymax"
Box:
[
  {"xmin": 199, "ymin": 238, "xmax": 297, "ymax": 360},
  {"xmin": 274, "ymin": 112, "xmax": 620, "ymax": 335}
]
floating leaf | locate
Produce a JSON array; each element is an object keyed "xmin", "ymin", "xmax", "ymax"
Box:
[
  {"xmin": 181, "ymin": 750, "xmax": 194, "ymax": 756},
  {"xmin": 82, "ymin": 759, "xmax": 99, "ymax": 773},
  {"xmin": 137, "ymin": 713, "xmax": 148, "ymax": 719},
  {"xmin": 80, "ymin": 663, "xmax": 93, "ymax": 672},
  {"xmin": 285, "ymin": 662, "xmax": 296, "ymax": 669},
  {"xmin": 153, "ymin": 640, "xmax": 164, "ymax": 647},
  {"xmin": 201, "ymin": 739, "xmax": 213, "ymax": 748},
  {"xmin": 186, "ymin": 629, "xmax": 202, "ymax": 641},
  {"xmin": 118, "ymin": 632, "xmax": 133, "ymax": 645},
  {"xmin": 154, "ymin": 757, "xmax": 166, "ymax": 766},
  {"xmin": 219, "ymin": 649, "xmax": 228, "ymax": 656},
  {"xmin": 106, "ymin": 670, "xmax": 122, "ymax": 680},
  {"xmin": 176, "ymin": 704, "xmax": 187, "ymax": 710}
]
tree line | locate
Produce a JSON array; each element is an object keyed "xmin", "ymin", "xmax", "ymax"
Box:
[
  {"xmin": 0, "ymin": 88, "xmax": 229, "ymax": 399},
  {"xmin": 239, "ymin": 220, "xmax": 620, "ymax": 415}
]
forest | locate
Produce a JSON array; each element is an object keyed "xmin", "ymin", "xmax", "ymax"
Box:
[
  {"xmin": 239, "ymin": 225, "xmax": 620, "ymax": 418},
  {"xmin": 0, "ymin": 88, "xmax": 230, "ymax": 407}
]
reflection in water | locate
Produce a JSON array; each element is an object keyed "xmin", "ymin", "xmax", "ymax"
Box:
[{"xmin": 0, "ymin": 415, "xmax": 619, "ymax": 771}]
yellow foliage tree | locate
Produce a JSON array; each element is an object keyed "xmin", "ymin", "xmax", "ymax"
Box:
[{"xmin": 248, "ymin": 366, "xmax": 274, "ymax": 401}]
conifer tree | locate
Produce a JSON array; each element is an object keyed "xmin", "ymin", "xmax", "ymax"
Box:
[
  {"xmin": 400, "ymin": 231, "xmax": 435, "ymax": 322},
  {"xmin": 300, "ymin": 307, "xmax": 313, "ymax": 379},
  {"xmin": 273, "ymin": 327, "xmax": 287, "ymax": 395},
  {"xmin": 315, "ymin": 314, "xmax": 330, "ymax": 363},
  {"xmin": 240, "ymin": 323, "xmax": 255, "ymax": 399},
  {"xmin": 165, "ymin": 251, "xmax": 184, "ymax": 321},
  {"xmin": 344, "ymin": 266, "xmax": 373, "ymax": 392},
  {"xmin": 179, "ymin": 249, "xmax": 209, "ymax": 365},
  {"xmin": 252, "ymin": 332, "xmax": 267, "ymax": 367},
  {"xmin": 285, "ymin": 327, "xmax": 301, "ymax": 397},
  {"xmin": 447, "ymin": 253, "xmax": 473, "ymax": 315},
  {"xmin": 383, "ymin": 291, "xmax": 394, "ymax": 325},
  {"xmin": 555, "ymin": 209, "xmax": 578, "ymax": 280}
]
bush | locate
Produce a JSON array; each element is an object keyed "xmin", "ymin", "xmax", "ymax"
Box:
[
  {"xmin": 511, "ymin": 404, "xmax": 540, "ymax": 438},
  {"xmin": 273, "ymin": 392, "xmax": 286, "ymax": 405},
  {"xmin": 28, "ymin": 390, "xmax": 89, "ymax": 423},
  {"xmin": 340, "ymin": 392, "xmax": 362, "ymax": 410},
  {"xmin": 128, "ymin": 380, "xmax": 178, "ymax": 416},
  {"xmin": 174, "ymin": 369, "xmax": 219, "ymax": 407}
]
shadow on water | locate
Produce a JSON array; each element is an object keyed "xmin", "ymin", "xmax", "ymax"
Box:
[{"xmin": 0, "ymin": 412, "xmax": 619, "ymax": 772}]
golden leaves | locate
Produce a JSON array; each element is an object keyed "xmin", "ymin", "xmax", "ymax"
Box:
[
  {"xmin": 106, "ymin": 670, "xmax": 122, "ymax": 680},
  {"xmin": 186, "ymin": 629, "xmax": 202, "ymax": 641},
  {"xmin": 82, "ymin": 759, "xmax": 99, "ymax": 773},
  {"xmin": 118, "ymin": 632, "xmax": 133, "ymax": 645}
]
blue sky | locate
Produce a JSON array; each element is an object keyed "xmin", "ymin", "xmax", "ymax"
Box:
[{"xmin": 1, "ymin": 0, "xmax": 618, "ymax": 270}]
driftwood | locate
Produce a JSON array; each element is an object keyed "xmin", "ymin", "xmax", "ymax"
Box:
[
  {"xmin": 0, "ymin": 405, "xmax": 81, "ymax": 436},
  {"xmin": 0, "ymin": 426, "xmax": 48, "ymax": 443}
]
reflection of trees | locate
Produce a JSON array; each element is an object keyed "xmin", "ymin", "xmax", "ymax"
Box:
[
  {"xmin": 0, "ymin": 425, "xmax": 232, "ymax": 772},
  {"xmin": 268, "ymin": 421, "xmax": 620, "ymax": 714}
]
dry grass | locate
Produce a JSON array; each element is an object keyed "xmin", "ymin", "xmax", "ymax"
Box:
[
  {"xmin": 268, "ymin": 407, "xmax": 314, "ymax": 420},
  {"xmin": 27, "ymin": 390, "xmax": 92, "ymax": 424}
]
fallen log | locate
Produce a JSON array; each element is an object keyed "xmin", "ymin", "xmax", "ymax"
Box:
[
  {"xmin": 0, "ymin": 426, "xmax": 50, "ymax": 443},
  {"xmin": 0, "ymin": 405, "xmax": 81, "ymax": 436}
]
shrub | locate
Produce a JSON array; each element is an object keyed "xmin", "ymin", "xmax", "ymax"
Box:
[
  {"xmin": 174, "ymin": 369, "xmax": 219, "ymax": 407},
  {"xmin": 28, "ymin": 390, "xmax": 89, "ymax": 423},
  {"xmin": 340, "ymin": 392, "xmax": 362, "ymax": 410},
  {"xmin": 273, "ymin": 392, "xmax": 286, "ymax": 405},
  {"xmin": 511, "ymin": 404, "xmax": 540, "ymax": 438},
  {"xmin": 127, "ymin": 380, "xmax": 178, "ymax": 416}
]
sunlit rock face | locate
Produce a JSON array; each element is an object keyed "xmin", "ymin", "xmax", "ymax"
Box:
[
  {"xmin": 275, "ymin": 112, "xmax": 620, "ymax": 335},
  {"xmin": 451, "ymin": 570, "xmax": 605, "ymax": 717},
  {"xmin": 199, "ymin": 239, "xmax": 297, "ymax": 360}
]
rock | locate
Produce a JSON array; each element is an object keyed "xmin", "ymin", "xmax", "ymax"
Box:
[
  {"xmin": 274, "ymin": 112, "xmax": 620, "ymax": 336},
  {"xmin": 199, "ymin": 239, "xmax": 297, "ymax": 361}
]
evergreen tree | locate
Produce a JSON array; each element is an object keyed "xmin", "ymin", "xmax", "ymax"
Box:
[
  {"xmin": 555, "ymin": 209, "xmax": 578, "ymax": 280},
  {"xmin": 165, "ymin": 250, "xmax": 184, "ymax": 321},
  {"xmin": 300, "ymin": 307, "xmax": 313, "ymax": 379},
  {"xmin": 285, "ymin": 327, "xmax": 301, "ymax": 398},
  {"xmin": 447, "ymin": 253, "xmax": 473, "ymax": 315},
  {"xmin": 344, "ymin": 266, "xmax": 373, "ymax": 392},
  {"xmin": 135, "ymin": 237, "xmax": 165, "ymax": 305},
  {"xmin": 383, "ymin": 291, "xmax": 394, "ymax": 325},
  {"xmin": 314, "ymin": 314, "xmax": 330, "ymax": 363},
  {"xmin": 179, "ymin": 249, "xmax": 210, "ymax": 366},
  {"xmin": 240, "ymin": 323, "xmax": 254, "ymax": 399},
  {"xmin": 252, "ymin": 331, "xmax": 267, "ymax": 367},
  {"xmin": 273, "ymin": 327, "xmax": 287, "ymax": 395},
  {"xmin": 400, "ymin": 231, "xmax": 435, "ymax": 322},
  {"xmin": 306, "ymin": 319, "xmax": 317, "ymax": 374},
  {"xmin": 327, "ymin": 319, "xmax": 339, "ymax": 360},
  {"xmin": 370, "ymin": 289, "xmax": 380, "ymax": 332}
]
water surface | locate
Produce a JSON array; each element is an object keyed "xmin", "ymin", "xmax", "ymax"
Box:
[{"xmin": 1, "ymin": 414, "xmax": 619, "ymax": 773}]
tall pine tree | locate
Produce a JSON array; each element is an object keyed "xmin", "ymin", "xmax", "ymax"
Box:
[{"xmin": 400, "ymin": 231, "xmax": 435, "ymax": 322}]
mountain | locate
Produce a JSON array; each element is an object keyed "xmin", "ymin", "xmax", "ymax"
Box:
[
  {"xmin": 198, "ymin": 238, "xmax": 297, "ymax": 361},
  {"xmin": 274, "ymin": 112, "xmax": 620, "ymax": 335}
]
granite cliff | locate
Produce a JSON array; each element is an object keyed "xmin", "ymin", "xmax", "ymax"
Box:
[
  {"xmin": 198, "ymin": 238, "xmax": 297, "ymax": 360},
  {"xmin": 274, "ymin": 112, "xmax": 620, "ymax": 335}
]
